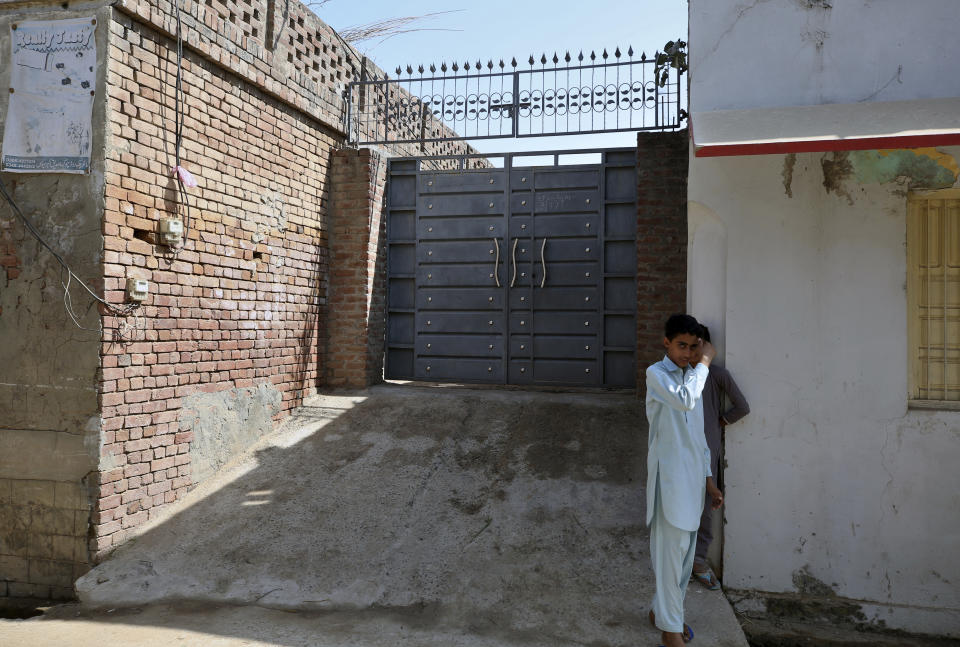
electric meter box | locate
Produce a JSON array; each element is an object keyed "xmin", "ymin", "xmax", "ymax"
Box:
[
  {"xmin": 125, "ymin": 278, "xmax": 149, "ymax": 302},
  {"xmin": 159, "ymin": 218, "xmax": 184, "ymax": 246}
]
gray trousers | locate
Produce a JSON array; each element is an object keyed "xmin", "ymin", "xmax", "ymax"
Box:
[{"xmin": 694, "ymin": 433, "xmax": 722, "ymax": 567}]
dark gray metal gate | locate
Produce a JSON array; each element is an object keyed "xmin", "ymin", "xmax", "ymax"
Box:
[{"xmin": 385, "ymin": 149, "xmax": 637, "ymax": 388}]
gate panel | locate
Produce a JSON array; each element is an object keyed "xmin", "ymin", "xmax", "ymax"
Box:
[
  {"xmin": 416, "ymin": 335, "xmax": 501, "ymax": 357},
  {"xmin": 385, "ymin": 150, "xmax": 636, "ymax": 388},
  {"xmin": 415, "ymin": 167, "xmax": 507, "ymax": 383},
  {"xmin": 511, "ymin": 164, "xmax": 602, "ymax": 386},
  {"xmin": 418, "ymin": 217, "xmax": 502, "ymax": 239},
  {"xmin": 418, "ymin": 194, "xmax": 507, "ymax": 216},
  {"xmin": 601, "ymin": 150, "xmax": 639, "ymax": 387},
  {"xmin": 526, "ymin": 287, "xmax": 596, "ymax": 310},
  {"xmin": 416, "ymin": 358, "xmax": 506, "ymax": 382},
  {"xmin": 416, "ymin": 288, "xmax": 504, "ymax": 310}
]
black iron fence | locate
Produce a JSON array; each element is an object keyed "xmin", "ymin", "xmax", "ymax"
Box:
[{"xmin": 346, "ymin": 47, "xmax": 684, "ymax": 145}]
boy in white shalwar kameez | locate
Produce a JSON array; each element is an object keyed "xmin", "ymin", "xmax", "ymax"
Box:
[{"xmin": 645, "ymin": 314, "xmax": 723, "ymax": 647}]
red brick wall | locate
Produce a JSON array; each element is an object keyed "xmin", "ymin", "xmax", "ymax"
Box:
[
  {"xmin": 91, "ymin": 1, "xmax": 477, "ymax": 556},
  {"xmin": 326, "ymin": 148, "xmax": 388, "ymax": 387},
  {"xmin": 636, "ymin": 131, "xmax": 690, "ymax": 391},
  {"xmin": 94, "ymin": 11, "xmax": 333, "ymax": 554}
]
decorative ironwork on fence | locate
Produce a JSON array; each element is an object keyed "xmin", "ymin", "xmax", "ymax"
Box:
[{"xmin": 346, "ymin": 46, "xmax": 685, "ymax": 145}]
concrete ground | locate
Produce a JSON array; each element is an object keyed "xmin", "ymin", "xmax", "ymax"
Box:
[{"xmin": 1, "ymin": 384, "xmax": 749, "ymax": 647}]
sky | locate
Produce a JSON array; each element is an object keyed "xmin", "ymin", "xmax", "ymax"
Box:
[{"xmin": 313, "ymin": 0, "xmax": 688, "ymax": 156}]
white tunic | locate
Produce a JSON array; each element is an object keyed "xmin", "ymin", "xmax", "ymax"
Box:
[{"xmin": 645, "ymin": 356, "xmax": 712, "ymax": 532}]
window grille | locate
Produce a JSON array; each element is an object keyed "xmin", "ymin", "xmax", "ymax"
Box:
[{"xmin": 907, "ymin": 190, "xmax": 960, "ymax": 403}]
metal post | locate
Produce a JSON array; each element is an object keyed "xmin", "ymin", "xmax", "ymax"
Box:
[
  {"xmin": 511, "ymin": 70, "xmax": 520, "ymax": 138},
  {"xmin": 654, "ymin": 55, "xmax": 660, "ymax": 130},
  {"xmin": 385, "ymin": 82, "xmax": 391, "ymax": 143},
  {"xmin": 676, "ymin": 62, "xmax": 682, "ymax": 129}
]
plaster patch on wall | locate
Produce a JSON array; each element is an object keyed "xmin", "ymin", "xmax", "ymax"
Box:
[
  {"xmin": 820, "ymin": 148, "xmax": 959, "ymax": 202},
  {"xmin": 801, "ymin": 29, "xmax": 830, "ymax": 51},
  {"xmin": 179, "ymin": 382, "xmax": 282, "ymax": 485},
  {"xmin": 850, "ymin": 148, "xmax": 958, "ymax": 189},
  {"xmin": 820, "ymin": 151, "xmax": 855, "ymax": 204},
  {"xmin": 782, "ymin": 153, "xmax": 797, "ymax": 198},
  {"xmin": 794, "ymin": 0, "xmax": 832, "ymax": 9},
  {"xmin": 792, "ymin": 564, "xmax": 837, "ymax": 597},
  {"xmin": 261, "ymin": 192, "xmax": 288, "ymax": 230},
  {"xmin": 739, "ymin": 565, "xmax": 871, "ymax": 627},
  {"xmin": 246, "ymin": 192, "xmax": 288, "ymax": 244}
]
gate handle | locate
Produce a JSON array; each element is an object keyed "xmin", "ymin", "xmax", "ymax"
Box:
[
  {"xmin": 510, "ymin": 238, "xmax": 518, "ymax": 287},
  {"xmin": 539, "ymin": 238, "xmax": 547, "ymax": 288},
  {"xmin": 493, "ymin": 237, "xmax": 501, "ymax": 287}
]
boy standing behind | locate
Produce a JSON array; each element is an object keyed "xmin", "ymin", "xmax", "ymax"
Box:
[
  {"xmin": 689, "ymin": 324, "xmax": 750, "ymax": 591},
  {"xmin": 645, "ymin": 314, "xmax": 723, "ymax": 647}
]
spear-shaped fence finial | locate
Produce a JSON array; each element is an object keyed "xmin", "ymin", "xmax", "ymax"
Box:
[{"xmin": 345, "ymin": 44, "xmax": 683, "ymax": 145}]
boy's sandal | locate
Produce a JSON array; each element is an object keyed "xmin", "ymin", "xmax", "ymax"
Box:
[
  {"xmin": 692, "ymin": 568, "xmax": 721, "ymax": 591},
  {"xmin": 649, "ymin": 610, "xmax": 694, "ymax": 643}
]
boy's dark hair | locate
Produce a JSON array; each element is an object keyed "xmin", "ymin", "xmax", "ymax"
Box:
[
  {"xmin": 664, "ymin": 313, "xmax": 700, "ymax": 340},
  {"xmin": 699, "ymin": 324, "xmax": 711, "ymax": 343}
]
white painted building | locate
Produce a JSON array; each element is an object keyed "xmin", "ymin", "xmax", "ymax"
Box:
[{"xmin": 687, "ymin": 0, "xmax": 960, "ymax": 636}]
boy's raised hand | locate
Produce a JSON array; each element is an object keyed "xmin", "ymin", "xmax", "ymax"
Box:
[
  {"xmin": 699, "ymin": 341, "xmax": 717, "ymax": 366},
  {"xmin": 707, "ymin": 477, "xmax": 724, "ymax": 510}
]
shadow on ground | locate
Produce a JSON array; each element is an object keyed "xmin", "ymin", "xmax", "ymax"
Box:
[{"xmin": 5, "ymin": 385, "xmax": 747, "ymax": 647}]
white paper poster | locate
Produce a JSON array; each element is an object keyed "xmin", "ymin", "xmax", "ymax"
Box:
[{"xmin": 2, "ymin": 17, "xmax": 97, "ymax": 173}]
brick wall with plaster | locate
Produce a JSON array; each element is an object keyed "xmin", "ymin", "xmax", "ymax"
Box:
[
  {"xmin": 0, "ymin": 0, "xmax": 476, "ymax": 600},
  {"xmin": 91, "ymin": 0, "xmax": 477, "ymax": 557}
]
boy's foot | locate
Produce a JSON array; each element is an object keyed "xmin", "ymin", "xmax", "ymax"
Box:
[
  {"xmin": 648, "ymin": 609, "xmax": 694, "ymax": 642},
  {"xmin": 691, "ymin": 566, "xmax": 721, "ymax": 590},
  {"xmin": 659, "ymin": 630, "xmax": 687, "ymax": 647}
]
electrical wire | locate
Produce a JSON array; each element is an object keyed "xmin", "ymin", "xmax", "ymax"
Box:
[
  {"xmin": 0, "ymin": 176, "xmax": 140, "ymax": 334},
  {"xmin": 0, "ymin": 1, "xmax": 195, "ymax": 335},
  {"xmin": 172, "ymin": 0, "xmax": 193, "ymax": 250}
]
